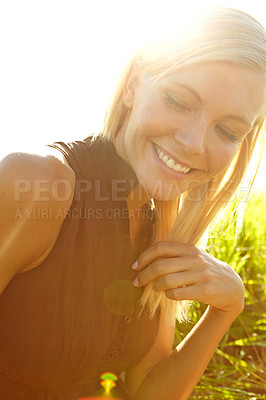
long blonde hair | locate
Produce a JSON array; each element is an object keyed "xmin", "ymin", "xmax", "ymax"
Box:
[{"xmin": 99, "ymin": 7, "xmax": 266, "ymax": 324}]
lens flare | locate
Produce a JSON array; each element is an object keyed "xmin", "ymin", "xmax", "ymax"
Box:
[{"xmin": 100, "ymin": 372, "xmax": 118, "ymax": 396}]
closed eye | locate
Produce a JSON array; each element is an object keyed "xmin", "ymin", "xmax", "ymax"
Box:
[
  {"xmin": 215, "ymin": 125, "xmax": 242, "ymax": 144},
  {"xmin": 164, "ymin": 94, "xmax": 191, "ymax": 112}
]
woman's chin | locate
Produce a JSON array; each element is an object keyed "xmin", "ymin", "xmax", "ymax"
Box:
[{"xmin": 138, "ymin": 180, "xmax": 183, "ymax": 202}]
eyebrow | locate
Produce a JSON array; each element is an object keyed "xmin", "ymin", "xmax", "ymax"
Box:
[
  {"xmin": 170, "ymin": 83, "xmax": 203, "ymax": 104},
  {"xmin": 223, "ymin": 115, "xmax": 253, "ymax": 127}
]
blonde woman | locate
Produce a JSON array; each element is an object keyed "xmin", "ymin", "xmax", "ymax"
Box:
[{"xmin": 0, "ymin": 7, "xmax": 265, "ymax": 400}]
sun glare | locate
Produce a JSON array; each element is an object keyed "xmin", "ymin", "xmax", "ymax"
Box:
[{"xmin": 0, "ymin": 0, "xmax": 265, "ymax": 189}]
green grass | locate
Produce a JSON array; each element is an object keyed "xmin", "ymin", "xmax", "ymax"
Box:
[{"xmin": 174, "ymin": 192, "xmax": 266, "ymax": 399}]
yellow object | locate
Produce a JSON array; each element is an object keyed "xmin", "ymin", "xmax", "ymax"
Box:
[
  {"xmin": 99, "ymin": 372, "xmax": 118, "ymax": 396},
  {"xmin": 100, "ymin": 379, "xmax": 116, "ymax": 395}
]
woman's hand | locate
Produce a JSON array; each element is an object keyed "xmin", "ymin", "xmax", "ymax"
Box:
[{"xmin": 132, "ymin": 241, "xmax": 245, "ymax": 316}]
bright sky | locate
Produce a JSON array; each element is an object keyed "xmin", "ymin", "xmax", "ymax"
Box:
[{"xmin": 0, "ymin": 0, "xmax": 265, "ymax": 192}]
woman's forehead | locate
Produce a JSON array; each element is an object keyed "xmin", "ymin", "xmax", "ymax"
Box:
[{"xmin": 143, "ymin": 62, "xmax": 265, "ymax": 96}]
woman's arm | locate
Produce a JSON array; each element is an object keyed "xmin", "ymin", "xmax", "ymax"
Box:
[
  {"xmin": 0, "ymin": 148, "xmax": 75, "ymax": 294},
  {"xmin": 134, "ymin": 306, "xmax": 239, "ymax": 400},
  {"xmin": 125, "ymin": 308, "xmax": 175, "ymax": 397},
  {"xmin": 130, "ymin": 241, "xmax": 244, "ymax": 400}
]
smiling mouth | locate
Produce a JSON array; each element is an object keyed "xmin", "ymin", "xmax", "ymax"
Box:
[{"xmin": 154, "ymin": 144, "xmax": 191, "ymax": 174}]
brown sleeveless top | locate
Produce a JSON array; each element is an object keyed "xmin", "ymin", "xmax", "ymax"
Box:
[{"xmin": 0, "ymin": 135, "xmax": 159, "ymax": 399}]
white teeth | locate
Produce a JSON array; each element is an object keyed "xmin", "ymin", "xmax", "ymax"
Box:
[
  {"xmin": 167, "ymin": 159, "xmax": 175, "ymax": 168},
  {"xmin": 173, "ymin": 164, "xmax": 183, "ymax": 172},
  {"xmin": 154, "ymin": 144, "xmax": 191, "ymax": 174}
]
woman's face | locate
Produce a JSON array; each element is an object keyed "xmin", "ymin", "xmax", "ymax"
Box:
[{"xmin": 113, "ymin": 62, "xmax": 265, "ymax": 201}]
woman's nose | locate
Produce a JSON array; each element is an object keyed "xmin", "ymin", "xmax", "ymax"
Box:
[{"xmin": 174, "ymin": 116, "xmax": 208, "ymax": 155}]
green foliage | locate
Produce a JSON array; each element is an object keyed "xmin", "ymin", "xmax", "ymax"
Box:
[{"xmin": 175, "ymin": 193, "xmax": 266, "ymax": 399}]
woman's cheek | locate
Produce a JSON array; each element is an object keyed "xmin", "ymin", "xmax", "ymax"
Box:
[{"xmin": 210, "ymin": 141, "xmax": 239, "ymax": 175}]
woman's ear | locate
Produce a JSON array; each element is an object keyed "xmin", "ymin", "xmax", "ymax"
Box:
[{"xmin": 123, "ymin": 64, "xmax": 139, "ymax": 109}]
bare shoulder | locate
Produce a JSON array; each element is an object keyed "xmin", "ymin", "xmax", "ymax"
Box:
[
  {"xmin": 0, "ymin": 145, "xmax": 76, "ymax": 211},
  {"xmin": 0, "ymin": 145, "xmax": 75, "ymax": 181},
  {"xmin": 0, "ymin": 146, "xmax": 76, "ymax": 294},
  {"xmin": 125, "ymin": 311, "xmax": 175, "ymax": 397}
]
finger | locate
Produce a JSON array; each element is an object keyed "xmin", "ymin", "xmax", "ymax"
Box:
[
  {"xmin": 136, "ymin": 257, "xmax": 189, "ymax": 287},
  {"xmin": 132, "ymin": 241, "xmax": 198, "ymax": 271},
  {"xmin": 165, "ymin": 284, "xmax": 204, "ymax": 302},
  {"xmin": 153, "ymin": 271, "xmax": 197, "ymax": 292},
  {"xmin": 135, "ymin": 255, "xmax": 201, "ymax": 287}
]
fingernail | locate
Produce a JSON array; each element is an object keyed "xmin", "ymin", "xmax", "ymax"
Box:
[
  {"xmin": 132, "ymin": 260, "xmax": 138, "ymax": 270},
  {"xmin": 133, "ymin": 277, "xmax": 139, "ymax": 287}
]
